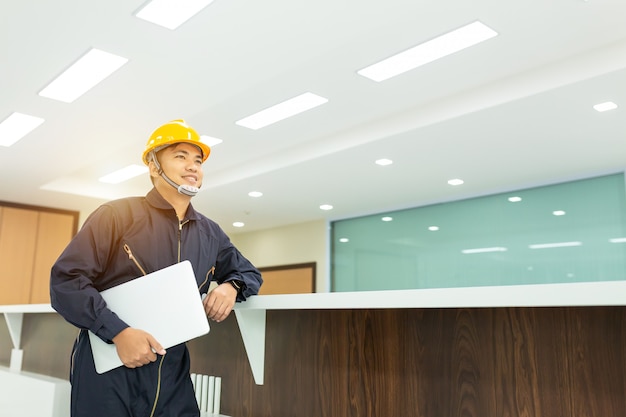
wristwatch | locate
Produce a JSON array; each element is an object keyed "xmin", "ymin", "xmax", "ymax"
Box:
[{"xmin": 228, "ymin": 279, "xmax": 245, "ymax": 294}]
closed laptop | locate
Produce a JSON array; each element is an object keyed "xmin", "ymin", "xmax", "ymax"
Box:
[{"xmin": 88, "ymin": 260, "xmax": 210, "ymax": 374}]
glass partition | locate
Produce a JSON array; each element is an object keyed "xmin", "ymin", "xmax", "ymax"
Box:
[{"xmin": 331, "ymin": 173, "xmax": 626, "ymax": 291}]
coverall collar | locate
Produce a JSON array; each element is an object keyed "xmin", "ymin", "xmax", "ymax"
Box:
[{"xmin": 146, "ymin": 187, "xmax": 202, "ymax": 221}]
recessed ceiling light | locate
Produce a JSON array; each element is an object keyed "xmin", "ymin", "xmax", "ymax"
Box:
[
  {"xmin": 447, "ymin": 179, "xmax": 464, "ymax": 186},
  {"xmin": 609, "ymin": 237, "xmax": 626, "ymax": 243},
  {"xmin": 428, "ymin": 226, "xmax": 439, "ymax": 231},
  {"xmin": 0, "ymin": 112, "xmax": 45, "ymax": 147},
  {"xmin": 135, "ymin": 0, "xmax": 215, "ymax": 30},
  {"xmin": 235, "ymin": 92, "xmax": 328, "ymax": 130},
  {"xmin": 320, "ymin": 204, "xmax": 333, "ymax": 211},
  {"xmin": 508, "ymin": 196, "xmax": 522, "ymax": 202},
  {"xmin": 375, "ymin": 158, "xmax": 393, "ymax": 166},
  {"xmin": 38, "ymin": 48, "xmax": 128, "ymax": 103},
  {"xmin": 200, "ymin": 135, "xmax": 223, "ymax": 147},
  {"xmin": 233, "ymin": 221, "xmax": 245, "ymax": 228},
  {"xmin": 381, "ymin": 216, "xmax": 393, "ymax": 222},
  {"xmin": 593, "ymin": 101, "xmax": 617, "ymax": 112},
  {"xmin": 248, "ymin": 191, "xmax": 263, "ymax": 198},
  {"xmin": 339, "ymin": 238, "xmax": 349, "ymax": 243},
  {"xmin": 99, "ymin": 165, "xmax": 148, "ymax": 184},
  {"xmin": 357, "ymin": 21, "xmax": 498, "ymax": 82},
  {"xmin": 552, "ymin": 210, "xmax": 566, "ymax": 216}
]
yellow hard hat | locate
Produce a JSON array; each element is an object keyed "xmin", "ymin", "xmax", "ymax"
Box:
[{"xmin": 142, "ymin": 119, "xmax": 210, "ymax": 165}]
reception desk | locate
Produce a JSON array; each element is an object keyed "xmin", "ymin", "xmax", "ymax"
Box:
[
  {"xmin": 2, "ymin": 281, "xmax": 626, "ymax": 417},
  {"xmin": 233, "ymin": 280, "xmax": 626, "ymax": 384},
  {"xmin": 3, "ymin": 280, "xmax": 626, "ymax": 381}
]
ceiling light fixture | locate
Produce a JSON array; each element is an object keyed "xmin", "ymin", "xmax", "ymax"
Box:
[
  {"xmin": 38, "ymin": 48, "xmax": 128, "ymax": 103},
  {"xmin": 320, "ymin": 204, "xmax": 333, "ymax": 211},
  {"xmin": 233, "ymin": 222, "xmax": 245, "ymax": 228},
  {"xmin": 235, "ymin": 92, "xmax": 328, "ymax": 130},
  {"xmin": 593, "ymin": 101, "xmax": 618, "ymax": 112},
  {"xmin": 508, "ymin": 196, "xmax": 522, "ymax": 202},
  {"xmin": 339, "ymin": 238, "xmax": 349, "ymax": 243},
  {"xmin": 381, "ymin": 216, "xmax": 393, "ymax": 222},
  {"xmin": 0, "ymin": 112, "xmax": 45, "ymax": 147},
  {"xmin": 428, "ymin": 226, "xmax": 439, "ymax": 231},
  {"xmin": 99, "ymin": 165, "xmax": 148, "ymax": 184},
  {"xmin": 357, "ymin": 21, "xmax": 498, "ymax": 82},
  {"xmin": 375, "ymin": 158, "xmax": 393, "ymax": 166},
  {"xmin": 200, "ymin": 135, "xmax": 223, "ymax": 147},
  {"xmin": 135, "ymin": 0, "xmax": 215, "ymax": 30},
  {"xmin": 448, "ymin": 179, "xmax": 464, "ymax": 186},
  {"xmin": 609, "ymin": 237, "xmax": 626, "ymax": 243},
  {"xmin": 248, "ymin": 191, "xmax": 263, "ymax": 198},
  {"xmin": 552, "ymin": 210, "xmax": 566, "ymax": 216}
]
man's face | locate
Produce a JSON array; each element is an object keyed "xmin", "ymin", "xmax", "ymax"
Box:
[{"xmin": 156, "ymin": 142, "xmax": 204, "ymax": 189}]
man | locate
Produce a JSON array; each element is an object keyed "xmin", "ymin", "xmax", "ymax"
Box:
[{"xmin": 50, "ymin": 119, "xmax": 262, "ymax": 417}]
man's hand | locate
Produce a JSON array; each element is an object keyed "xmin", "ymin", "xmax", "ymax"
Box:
[
  {"xmin": 203, "ymin": 283, "xmax": 237, "ymax": 322},
  {"xmin": 112, "ymin": 327, "xmax": 166, "ymax": 368}
]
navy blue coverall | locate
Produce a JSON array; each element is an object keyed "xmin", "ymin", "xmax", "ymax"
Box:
[{"xmin": 50, "ymin": 187, "xmax": 262, "ymax": 417}]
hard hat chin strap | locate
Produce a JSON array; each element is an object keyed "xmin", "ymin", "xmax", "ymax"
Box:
[{"xmin": 149, "ymin": 150, "xmax": 200, "ymax": 197}]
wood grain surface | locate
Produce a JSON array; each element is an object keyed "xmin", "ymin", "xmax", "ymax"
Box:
[
  {"xmin": 6, "ymin": 306, "xmax": 624, "ymax": 417},
  {"xmin": 187, "ymin": 306, "xmax": 626, "ymax": 417}
]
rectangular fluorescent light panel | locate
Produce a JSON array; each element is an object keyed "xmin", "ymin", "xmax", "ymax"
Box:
[
  {"xmin": 358, "ymin": 21, "xmax": 498, "ymax": 82},
  {"xmin": 200, "ymin": 135, "xmax": 223, "ymax": 146},
  {"xmin": 135, "ymin": 0, "xmax": 215, "ymax": 30},
  {"xmin": 39, "ymin": 48, "xmax": 128, "ymax": 103},
  {"xmin": 235, "ymin": 92, "xmax": 329, "ymax": 130},
  {"xmin": 593, "ymin": 101, "xmax": 617, "ymax": 112},
  {"xmin": 609, "ymin": 237, "xmax": 626, "ymax": 243},
  {"xmin": 99, "ymin": 165, "xmax": 148, "ymax": 184},
  {"xmin": 528, "ymin": 241, "xmax": 582, "ymax": 249},
  {"xmin": 0, "ymin": 112, "xmax": 45, "ymax": 147}
]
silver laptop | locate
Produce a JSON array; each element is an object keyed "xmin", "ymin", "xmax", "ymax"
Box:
[{"xmin": 88, "ymin": 260, "xmax": 210, "ymax": 374}]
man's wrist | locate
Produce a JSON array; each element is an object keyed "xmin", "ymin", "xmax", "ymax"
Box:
[{"xmin": 228, "ymin": 279, "xmax": 244, "ymax": 294}]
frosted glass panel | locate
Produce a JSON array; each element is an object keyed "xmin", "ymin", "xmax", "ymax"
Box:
[{"xmin": 331, "ymin": 173, "xmax": 626, "ymax": 291}]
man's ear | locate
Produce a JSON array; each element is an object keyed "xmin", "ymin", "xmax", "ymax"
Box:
[{"xmin": 148, "ymin": 161, "xmax": 160, "ymax": 179}]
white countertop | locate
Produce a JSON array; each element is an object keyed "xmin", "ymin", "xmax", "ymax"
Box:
[
  {"xmin": 236, "ymin": 280, "xmax": 626, "ymax": 310},
  {"xmin": 2, "ymin": 281, "xmax": 626, "ymax": 314},
  {"xmin": 0, "ymin": 304, "xmax": 55, "ymax": 313}
]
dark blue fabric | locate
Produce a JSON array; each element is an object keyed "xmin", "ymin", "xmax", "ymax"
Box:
[
  {"xmin": 70, "ymin": 331, "xmax": 199, "ymax": 417},
  {"xmin": 51, "ymin": 187, "xmax": 262, "ymax": 416}
]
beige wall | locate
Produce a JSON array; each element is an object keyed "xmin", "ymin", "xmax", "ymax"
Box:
[{"xmin": 229, "ymin": 219, "xmax": 329, "ymax": 292}]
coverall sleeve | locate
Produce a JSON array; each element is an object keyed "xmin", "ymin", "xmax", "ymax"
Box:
[
  {"xmin": 214, "ymin": 228, "xmax": 262, "ymax": 301},
  {"xmin": 50, "ymin": 205, "xmax": 129, "ymax": 343}
]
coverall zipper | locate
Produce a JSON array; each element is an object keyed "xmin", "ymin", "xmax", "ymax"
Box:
[
  {"xmin": 179, "ymin": 218, "xmax": 215, "ymax": 293},
  {"xmin": 123, "ymin": 244, "xmax": 147, "ymax": 276},
  {"xmin": 178, "ymin": 219, "xmax": 189, "ymax": 263}
]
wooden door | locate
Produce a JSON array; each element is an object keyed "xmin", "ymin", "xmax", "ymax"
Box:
[
  {"xmin": 0, "ymin": 207, "xmax": 39, "ymax": 304},
  {"xmin": 258, "ymin": 263, "xmax": 316, "ymax": 294},
  {"xmin": 30, "ymin": 211, "xmax": 76, "ymax": 303}
]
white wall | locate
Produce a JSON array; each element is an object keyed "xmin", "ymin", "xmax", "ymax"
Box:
[{"xmin": 229, "ymin": 219, "xmax": 329, "ymax": 293}]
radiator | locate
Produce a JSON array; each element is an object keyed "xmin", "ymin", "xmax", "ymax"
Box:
[{"xmin": 190, "ymin": 373, "xmax": 221, "ymax": 415}]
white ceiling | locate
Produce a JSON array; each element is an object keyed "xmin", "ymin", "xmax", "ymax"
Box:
[{"xmin": 2, "ymin": 0, "xmax": 625, "ymax": 234}]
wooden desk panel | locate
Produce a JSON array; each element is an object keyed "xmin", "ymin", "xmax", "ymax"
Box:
[{"xmin": 188, "ymin": 306, "xmax": 626, "ymax": 417}]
